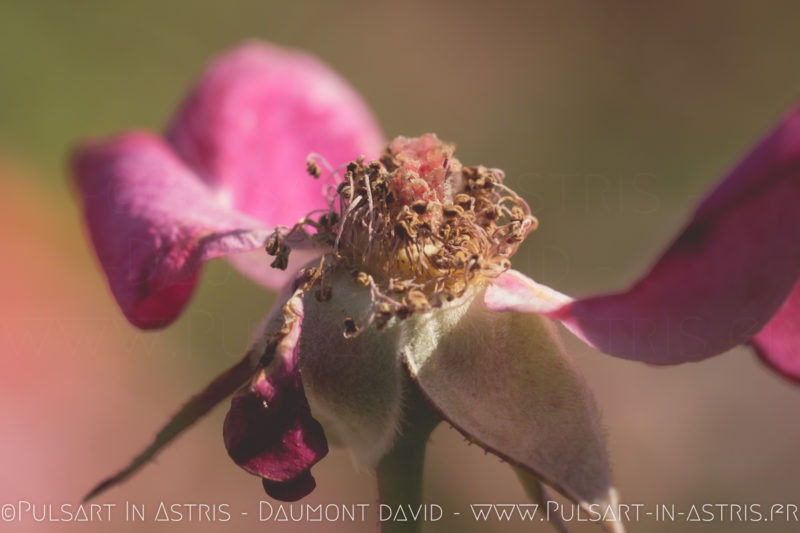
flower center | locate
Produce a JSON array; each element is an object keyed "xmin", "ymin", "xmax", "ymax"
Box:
[{"xmin": 269, "ymin": 134, "xmax": 537, "ymax": 334}]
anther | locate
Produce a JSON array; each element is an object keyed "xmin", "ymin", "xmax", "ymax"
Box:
[
  {"xmin": 319, "ymin": 211, "xmax": 339, "ymax": 228},
  {"xmin": 410, "ymin": 200, "xmax": 429, "ymax": 215},
  {"xmin": 265, "ymin": 233, "xmax": 282, "ymax": 256},
  {"xmin": 510, "ymin": 206, "xmax": 526, "ymax": 222},
  {"xmin": 270, "ymin": 249, "xmax": 290, "ymax": 270},
  {"xmin": 351, "ymin": 270, "xmax": 371, "ymax": 287},
  {"xmin": 395, "ymin": 305, "xmax": 413, "ymax": 320},
  {"xmin": 443, "ymin": 205, "xmax": 465, "ymax": 218},
  {"xmin": 367, "ymin": 161, "xmax": 383, "ymax": 179},
  {"xmin": 306, "ymin": 158, "xmax": 322, "ymax": 179},
  {"xmin": 343, "ymin": 317, "xmax": 359, "ymax": 337},
  {"xmin": 406, "ymin": 289, "xmax": 431, "ymax": 313},
  {"xmin": 454, "ymin": 193, "xmax": 474, "ymax": 210}
]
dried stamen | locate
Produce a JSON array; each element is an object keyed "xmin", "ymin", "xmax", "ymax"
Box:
[{"xmin": 269, "ymin": 134, "xmax": 538, "ymax": 336}]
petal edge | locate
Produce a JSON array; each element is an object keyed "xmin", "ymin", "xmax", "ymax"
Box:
[
  {"xmin": 72, "ymin": 132, "xmax": 276, "ymax": 328},
  {"xmin": 751, "ymin": 280, "xmax": 800, "ymax": 382}
]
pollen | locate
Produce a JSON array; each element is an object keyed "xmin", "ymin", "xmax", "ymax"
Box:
[{"xmin": 267, "ymin": 134, "xmax": 537, "ymax": 333}]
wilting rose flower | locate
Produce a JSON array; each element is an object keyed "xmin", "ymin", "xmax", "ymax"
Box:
[{"xmin": 72, "ymin": 41, "xmax": 800, "ymax": 531}]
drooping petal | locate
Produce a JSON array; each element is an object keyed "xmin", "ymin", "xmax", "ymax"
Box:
[
  {"xmin": 404, "ymin": 290, "xmax": 617, "ymax": 518},
  {"xmin": 751, "ymin": 280, "xmax": 800, "ymax": 381},
  {"xmin": 494, "ymin": 108, "xmax": 800, "ymax": 367},
  {"xmin": 297, "ymin": 267, "xmax": 405, "ymax": 467},
  {"xmin": 167, "ymin": 41, "xmax": 386, "ymax": 229},
  {"xmin": 224, "ymin": 294, "xmax": 328, "ymax": 501},
  {"xmin": 72, "ymin": 132, "xmax": 288, "ymax": 328}
]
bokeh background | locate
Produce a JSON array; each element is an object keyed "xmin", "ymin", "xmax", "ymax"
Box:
[{"xmin": 2, "ymin": 2, "xmax": 800, "ymax": 532}]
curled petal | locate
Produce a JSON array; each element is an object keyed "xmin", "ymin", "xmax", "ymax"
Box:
[
  {"xmin": 518, "ymin": 108, "xmax": 800, "ymax": 366},
  {"xmin": 404, "ymin": 291, "xmax": 618, "ymax": 519},
  {"xmin": 224, "ymin": 295, "xmax": 328, "ymax": 501},
  {"xmin": 72, "ymin": 132, "xmax": 283, "ymax": 328},
  {"xmin": 167, "ymin": 41, "xmax": 386, "ymax": 228},
  {"xmin": 752, "ymin": 280, "xmax": 800, "ymax": 381}
]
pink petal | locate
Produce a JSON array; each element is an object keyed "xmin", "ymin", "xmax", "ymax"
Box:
[
  {"xmin": 550, "ymin": 108, "xmax": 800, "ymax": 365},
  {"xmin": 752, "ymin": 280, "xmax": 800, "ymax": 381},
  {"xmin": 484, "ymin": 269, "xmax": 573, "ymax": 314},
  {"xmin": 72, "ymin": 132, "xmax": 278, "ymax": 329},
  {"xmin": 167, "ymin": 41, "xmax": 386, "ymax": 228},
  {"xmin": 223, "ymin": 295, "xmax": 328, "ymax": 501}
]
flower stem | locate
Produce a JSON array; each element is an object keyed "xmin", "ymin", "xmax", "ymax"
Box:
[{"xmin": 376, "ymin": 383, "xmax": 439, "ymax": 533}]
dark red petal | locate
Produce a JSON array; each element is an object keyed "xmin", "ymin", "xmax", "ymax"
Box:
[
  {"xmin": 223, "ymin": 295, "xmax": 328, "ymax": 496},
  {"xmin": 262, "ymin": 471, "xmax": 316, "ymax": 502},
  {"xmin": 224, "ymin": 369, "xmax": 327, "ymax": 483}
]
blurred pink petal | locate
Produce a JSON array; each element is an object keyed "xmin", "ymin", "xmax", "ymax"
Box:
[
  {"xmin": 167, "ymin": 41, "xmax": 385, "ymax": 227},
  {"xmin": 72, "ymin": 132, "xmax": 276, "ymax": 328},
  {"xmin": 223, "ymin": 295, "xmax": 328, "ymax": 501},
  {"xmin": 548, "ymin": 108, "xmax": 800, "ymax": 365},
  {"xmin": 752, "ymin": 281, "xmax": 800, "ymax": 381},
  {"xmin": 74, "ymin": 42, "xmax": 386, "ymax": 330}
]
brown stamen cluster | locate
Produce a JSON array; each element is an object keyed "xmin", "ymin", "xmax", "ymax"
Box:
[{"xmin": 267, "ymin": 136, "xmax": 537, "ymax": 336}]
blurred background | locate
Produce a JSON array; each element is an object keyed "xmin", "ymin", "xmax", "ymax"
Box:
[{"xmin": 2, "ymin": 1, "xmax": 800, "ymax": 532}]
